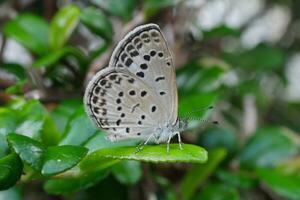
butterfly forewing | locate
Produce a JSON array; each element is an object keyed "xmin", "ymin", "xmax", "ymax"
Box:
[
  {"xmin": 109, "ymin": 24, "xmax": 178, "ymax": 126},
  {"xmin": 84, "ymin": 67, "xmax": 166, "ymax": 140}
]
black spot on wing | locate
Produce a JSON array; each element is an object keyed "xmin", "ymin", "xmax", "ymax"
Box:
[
  {"xmin": 136, "ymin": 71, "xmax": 144, "ymax": 78},
  {"xmin": 155, "ymin": 76, "xmax": 165, "ymax": 82},
  {"xmin": 143, "ymin": 55, "xmax": 150, "ymax": 61}
]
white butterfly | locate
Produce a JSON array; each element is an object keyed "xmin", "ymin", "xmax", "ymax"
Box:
[{"xmin": 84, "ymin": 24, "xmax": 186, "ymax": 152}]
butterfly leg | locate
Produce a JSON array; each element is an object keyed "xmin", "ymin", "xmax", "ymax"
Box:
[
  {"xmin": 166, "ymin": 134, "xmax": 173, "ymax": 154},
  {"xmin": 135, "ymin": 133, "xmax": 154, "ymax": 153},
  {"xmin": 176, "ymin": 132, "xmax": 183, "ymax": 150}
]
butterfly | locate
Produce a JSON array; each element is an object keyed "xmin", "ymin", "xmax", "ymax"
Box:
[{"xmin": 84, "ymin": 23, "xmax": 187, "ymax": 152}]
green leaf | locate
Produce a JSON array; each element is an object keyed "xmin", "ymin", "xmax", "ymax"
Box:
[
  {"xmin": 41, "ymin": 115, "xmax": 61, "ymax": 146},
  {"xmin": 81, "ymin": 7, "xmax": 113, "ymax": 41},
  {"xmin": 0, "ymin": 153, "xmax": 23, "ymax": 190},
  {"xmin": 60, "ymin": 106, "xmax": 98, "ymax": 145},
  {"xmin": 84, "ymin": 131, "xmax": 138, "ymax": 153},
  {"xmin": 144, "ymin": 0, "xmax": 181, "ymax": 18},
  {"xmin": 240, "ymin": 127, "xmax": 298, "ymax": 169},
  {"xmin": 194, "ymin": 183, "xmax": 239, "ymax": 200},
  {"xmin": 223, "ymin": 45, "xmax": 285, "ymax": 70},
  {"xmin": 198, "ymin": 127, "xmax": 238, "ymax": 156},
  {"xmin": 7, "ymin": 134, "xmax": 46, "ymax": 171},
  {"xmin": 14, "ymin": 100, "xmax": 47, "ymax": 139},
  {"xmin": 92, "ymin": 0, "xmax": 136, "ymax": 21},
  {"xmin": 32, "ymin": 46, "xmax": 85, "ymax": 68},
  {"xmin": 0, "ymin": 187, "xmax": 22, "ymax": 200},
  {"xmin": 181, "ymin": 148, "xmax": 227, "ymax": 200},
  {"xmin": 44, "ymin": 169, "xmax": 109, "ymax": 194},
  {"xmin": 50, "ymin": 99, "xmax": 82, "ymax": 133},
  {"xmin": 49, "ymin": 4, "xmax": 81, "ymax": 49},
  {"xmin": 257, "ymin": 168, "xmax": 300, "ymax": 200},
  {"xmin": 5, "ymin": 80, "xmax": 27, "ymax": 94},
  {"xmin": 1, "ymin": 63, "xmax": 27, "ymax": 80},
  {"xmin": 277, "ymin": 156, "xmax": 300, "ymax": 175},
  {"xmin": 177, "ymin": 61, "xmax": 225, "ymax": 95},
  {"xmin": 202, "ymin": 25, "xmax": 240, "ymax": 39},
  {"xmin": 216, "ymin": 170, "xmax": 257, "ymax": 189},
  {"xmin": 178, "ymin": 92, "xmax": 217, "ymax": 118},
  {"xmin": 112, "ymin": 160, "xmax": 142, "ymax": 184},
  {"xmin": 0, "ymin": 134, "xmax": 8, "ymax": 158},
  {"xmin": 82, "ymin": 144, "xmax": 207, "ymax": 165},
  {"xmin": 41, "ymin": 145, "xmax": 88, "ymax": 175},
  {"xmin": 0, "ymin": 108, "xmax": 17, "ymax": 136},
  {"xmin": 4, "ymin": 14, "xmax": 49, "ymax": 55}
]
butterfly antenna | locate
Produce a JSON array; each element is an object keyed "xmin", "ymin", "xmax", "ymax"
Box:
[
  {"xmin": 181, "ymin": 106, "xmax": 219, "ymax": 125},
  {"xmin": 181, "ymin": 106, "xmax": 214, "ymax": 119}
]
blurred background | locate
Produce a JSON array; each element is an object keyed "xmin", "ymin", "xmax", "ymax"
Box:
[{"xmin": 0, "ymin": 0, "xmax": 300, "ymax": 199}]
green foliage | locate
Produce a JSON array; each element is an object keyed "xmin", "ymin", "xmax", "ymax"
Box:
[
  {"xmin": 81, "ymin": 144, "xmax": 207, "ymax": 165},
  {"xmin": 4, "ymin": 14, "xmax": 49, "ymax": 55},
  {"xmin": 81, "ymin": 7, "xmax": 113, "ymax": 41},
  {"xmin": 60, "ymin": 106, "xmax": 98, "ymax": 145},
  {"xmin": 257, "ymin": 168, "xmax": 300, "ymax": 200},
  {"xmin": 240, "ymin": 127, "xmax": 298, "ymax": 169},
  {"xmin": 0, "ymin": 154, "xmax": 23, "ymax": 190},
  {"xmin": 194, "ymin": 183, "xmax": 239, "ymax": 200},
  {"xmin": 181, "ymin": 148, "xmax": 227, "ymax": 199},
  {"xmin": 91, "ymin": 0, "xmax": 136, "ymax": 21},
  {"xmin": 144, "ymin": 0, "xmax": 181, "ymax": 18},
  {"xmin": 1, "ymin": 1, "xmax": 300, "ymax": 199},
  {"xmin": 111, "ymin": 160, "xmax": 142, "ymax": 185},
  {"xmin": 49, "ymin": 5, "xmax": 81, "ymax": 50},
  {"xmin": 223, "ymin": 45, "xmax": 285, "ymax": 71},
  {"xmin": 7, "ymin": 134, "xmax": 46, "ymax": 171}
]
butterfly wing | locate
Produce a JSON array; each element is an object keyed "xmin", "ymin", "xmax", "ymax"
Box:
[
  {"xmin": 109, "ymin": 24, "xmax": 178, "ymax": 126},
  {"xmin": 84, "ymin": 67, "xmax": 167, "ymax": 141}
]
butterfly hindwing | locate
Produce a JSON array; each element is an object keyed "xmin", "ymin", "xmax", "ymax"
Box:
[
  {"xmin": 109, "ymin": 24, "xmax": 178, "ymax": 126},
  {"xmin": 84, "ymin": 67, "xmax": 166, "ymax": 140}
]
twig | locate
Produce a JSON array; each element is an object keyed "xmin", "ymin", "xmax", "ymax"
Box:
[{"xmin": 0, "ymin": 35, "xmax": 6, "ymax": 64}]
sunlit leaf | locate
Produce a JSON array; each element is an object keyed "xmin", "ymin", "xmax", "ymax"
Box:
[
  {"xmin": 60, "ymin": 106, "xmax": 98, "ymax": 145},
  {"xmin": 32, "ymin": 47, "xmax": 85, "ymax": 68},
  {"xmin": 4, "ymin": 14, "xmax": 49, "ymax": 55},
  {"xmin": 49, "ymin": 4, "xmax": 81, "ymax": 49},
  {"xmin": 82, "ymin": 144, "xmax": 207, "ymax": 165},
  {"xmin": 41, "ymin": 145, "xmax": 88, "ymax": 176},
  {"xmin": 7, "ymin": 134, "xmax": 46, "ymax": 171},
  {"xmin": 84, "ymin": 131, "xmax": 137, "ymax": 153}
]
